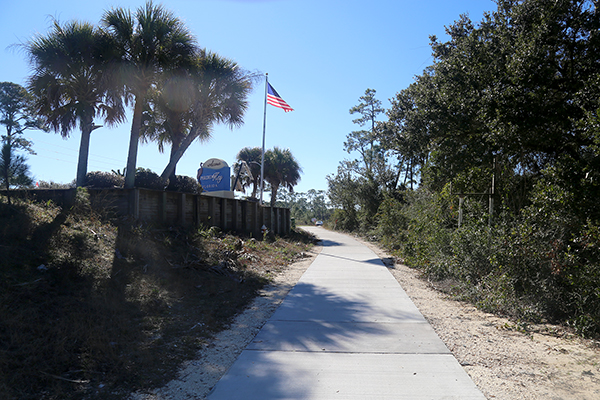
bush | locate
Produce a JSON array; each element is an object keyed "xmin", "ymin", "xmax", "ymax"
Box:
[
  {"xmin": 168, "ymin": 175, "xmax": 202, "ymax": 194},
  {"xmin": 135, "ymin": 168, "xmax": 164, "ymax": 190},
  {"xmin": 374, "ymin": 193, "xmax": 408, "ymax": 250},
  {"xmin": 331, "ymin": 208, "xmax": 358, "ymax": 232},
  {"xmin": 395, "ymin": 187, "xmax": 456, "ymax": 278},
  {"xmin": 85, "ymin": 171, "xmax": 123, "ymax": 188},
  {"xmin": 395, "ymin": 170, "xmax": 600, "ymax": 337},
  {"xmin": 37, "ymin": 180, "xmax": 75, "ymax": 189},
  {"xmin": 495, "ymin": 173, "xmax": 600, "ymax": 336}
]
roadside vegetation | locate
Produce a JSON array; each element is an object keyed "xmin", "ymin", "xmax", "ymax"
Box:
[
  {"xmin": 0, "ymin": 192, "xmax": 314, "ymax": 400},
  {"xmin": 1, "ymin": 2, "xmax": 309, "ymax": 399},
  {"xmin": 327, "ymin": 0, "xmax": 600, "ymax": 338}
]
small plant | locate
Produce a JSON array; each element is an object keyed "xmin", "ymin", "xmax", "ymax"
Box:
[
  {"xmin": 71, "ymin": 186, "xmax": 91, "ymax": 215},
  {"xmin": 198, "ymin": 225, "xmax": 221, "ymax": 239}
]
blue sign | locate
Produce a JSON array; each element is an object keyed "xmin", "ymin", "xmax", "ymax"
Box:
[{"xmin": 198, "ymin": 158, "xmax": 230, "ymax": 192}]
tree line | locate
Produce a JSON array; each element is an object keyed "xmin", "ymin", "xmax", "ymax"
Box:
[
  {"xmin": 1, "ymin": 1, "xmax": 303, "ymax": 206},
  {"xmin": 328, "ymin": 0, "xmax": 600, "ymax": 336}
]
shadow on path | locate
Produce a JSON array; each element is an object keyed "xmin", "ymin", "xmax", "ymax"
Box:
[
  {"xmin": 209, "ymin": 279, "xmax": 425, "ymax": 399},
  {"xmin": 317, "ymin": 239, "xmax": 343, "ymax": 247},
  {"xmin": 316, "ymin": 251, "xmax": 386, "ymax": 267}
]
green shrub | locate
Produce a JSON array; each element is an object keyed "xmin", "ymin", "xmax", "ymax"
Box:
[
  {"xmin": 37, "ymin": 180, "xmax": 75, "ymax": 189},
  {"xmin": 85, "ymin": 171, "xmax": 124, "ymax": 188},
  {"xmin": 395, "ymin": 187, "xmax": 456, "ymax": 278},
  {"xmin": 373, "ymin": 193, "xmax": 407, "ymax": 250},
  {"xmin": 503, "ymin": 173, "xmax": 600, "ymax": 336},
  {"xmin": 135, "ymin": 168, "xmax": 164, "ymax": 190},
  {"xmin": 442, "ymin": 170, "xmax": 600, "ymax": 337},
  {"xmin": 331, "ymin": 208, "xmax": 358, "ymax": 232},
  {"xmin": 168, "ymin": 175, "xmax": 202, "ymax": 194}
]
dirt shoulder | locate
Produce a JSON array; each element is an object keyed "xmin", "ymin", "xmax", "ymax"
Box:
[
  {"xmin": 359, "ymin": 237, "xmax": 600, "ymax": 400},
  {"xmin": 131, "ymin": 244, "xmax": 322, "ymax": 400}
]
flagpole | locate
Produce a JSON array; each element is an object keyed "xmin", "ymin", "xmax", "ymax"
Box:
[{"xmin": 260, "ymin": 73, "xmax": 268, "ymax": 205}]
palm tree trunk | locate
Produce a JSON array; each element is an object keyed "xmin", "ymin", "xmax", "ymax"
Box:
[
  {"xmin": 75, "ymin": 115, "xmax": 93, "ymax": 187},
  {"xmin": 124, "ymin": 97, "xmax": 143, "ymax": 189},
  {"xmin": 159, "ymin": 125, "xmax": 206, "ymax": 183},
  {"xmin": 167, "ymin": 143, "xmax": 178, "ymax": 190},
  {"xmin": 251, "ymin": 178, "xmax": 258, "ymax": 199},
  {"xmin": 270, "ymin": 183, "xmax": 279, "ymax": 207}
]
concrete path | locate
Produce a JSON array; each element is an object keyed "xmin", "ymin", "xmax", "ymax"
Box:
[{"xmin": 207, "ymin": 227, "xmax": 485, "ymax": 400}]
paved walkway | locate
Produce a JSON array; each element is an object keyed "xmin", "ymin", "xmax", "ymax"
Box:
[{"xmin": 208, "ymin": 227, "xmax": 485, "ymax": 399}]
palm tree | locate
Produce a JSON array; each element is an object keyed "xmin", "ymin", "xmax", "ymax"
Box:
[
  {"xmin": 25, "ymin": 20, "xmax": 125, "ymax": 187},
  {"xmin": 139, "ymin": 69, "xmax": 196, "ymax": 188},
  {"xmin": 157, "ymin": 50, "xmax": 256, "ymax": 183},
  {"xmin": 235, "ymin": 146, "xmax": 262, "ymax": 198},
  {"xmin": 264, "ymin": 147, "xmax": 302, "ymax": 207},
  {"xmin": 102, "ymin": 1, "xmax": 196, "ymax": 188}
]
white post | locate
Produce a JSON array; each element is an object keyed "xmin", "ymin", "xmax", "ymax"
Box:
[
  {"xmin": 489, "ymin": 156, "xmax": 496, "ymax": 228},
  {"xmin": 458, "ymin": 196, "xmax": 464, "ymax": 228}
]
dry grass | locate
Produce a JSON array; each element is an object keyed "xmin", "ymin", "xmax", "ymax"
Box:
[{"xmin": 0, "ymin": 195, "xmax": 314, "ymax": 400}]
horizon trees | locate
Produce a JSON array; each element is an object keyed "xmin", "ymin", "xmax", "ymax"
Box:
[
  {"xmin": 0, "ymin": 144, "xmax": 32, "ymax": 198},
  {"xmin": 327, "ymin": 88, "xmax": 393, "ymax": 230},
  {"xmin": 275, "ymin": 188, "xmax": 332, "ymax": 225},
  {"xmin": 0, "ymin": 82, "xmax": 42, "ymax": 155}
]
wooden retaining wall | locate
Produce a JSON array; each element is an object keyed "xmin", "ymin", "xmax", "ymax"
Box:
[{"xmin": 2, "ymin": 188, "xmax": 291, "ymax": 236}]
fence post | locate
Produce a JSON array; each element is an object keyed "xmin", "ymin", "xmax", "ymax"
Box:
[
  {"xmin": 252, "ymin": 201, "xmax": 259, "ymax": 237},
  {"xmin": 241, "ymin": 201, "xmax": 247, "ymax": 232},
  {"xmin": 178, "ymin": 193, "xmax": 186, "ymax": 226},
  {"xmin": 208, "ymin": 196, "xmax": 216, "ymax": 226},
  {"xmin": 129, "ymin": 189, "xmax": 140, "ymax": 220},
  {"xmin": 233, "ymin": 199, "xmax": 240, "ymax": 231},
  {"xmin": 194, "ymin": 194, "xmax": 200, "ymax": 227},
  {"xmin": 159, "ymin": 192, "xmax": 166, "ymax": 223}
]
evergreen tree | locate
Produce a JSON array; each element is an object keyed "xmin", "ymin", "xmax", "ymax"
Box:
[{"xmin": 0, "ymin": 143, "xmax": 33, "ymax": 204}]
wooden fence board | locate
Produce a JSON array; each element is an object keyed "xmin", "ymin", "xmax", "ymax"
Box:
[{"xmin": 1, "ymin": 188, "xmax": 290, "ymax": 235}]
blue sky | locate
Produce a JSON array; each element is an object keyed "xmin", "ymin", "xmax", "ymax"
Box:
[{"xmin": 0, "ymin": 0, "xmax": 496, "ymax": 194}]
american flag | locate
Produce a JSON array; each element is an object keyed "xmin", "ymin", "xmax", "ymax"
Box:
[{"xmin": 267, "ymin": 83, "xmax": 294, "ymax": 112}]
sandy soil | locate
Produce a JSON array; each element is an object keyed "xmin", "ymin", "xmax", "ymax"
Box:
[{"xmin": 133, "ymin": 234, "xmax": 600, "ymax": 400}]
